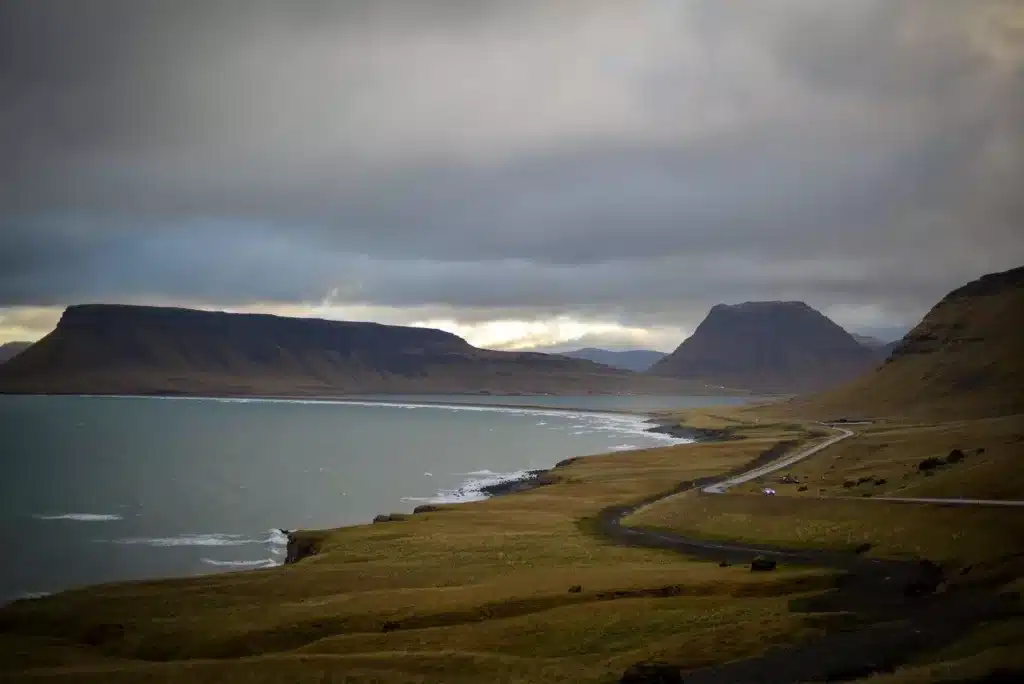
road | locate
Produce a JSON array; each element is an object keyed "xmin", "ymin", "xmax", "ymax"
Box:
[{"xmin": 700, "ymin": 423, "xmax": 854, "ymax": 494}]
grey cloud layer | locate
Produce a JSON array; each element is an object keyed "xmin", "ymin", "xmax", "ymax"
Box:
[{"xmin": 2, "ymin": 0, "xmax": 1022, "ymax": 330}]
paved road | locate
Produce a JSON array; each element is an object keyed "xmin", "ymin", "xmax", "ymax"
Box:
[{"xmin": 701, "ymin": 423, "xmax": 854, "ymax": 494}]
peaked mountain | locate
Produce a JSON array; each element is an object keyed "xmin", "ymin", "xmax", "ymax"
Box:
[
  {"xmin": 0, "ymin": 304, "xmax": 715, "ymax": 397},
  {"xmin": 648, "ymin": 301, "xmax": 877, "ymax": 394},
  {"xmin": 558, "ymin": 348, "xmax": 666, "ymax": 372},
  {"xmin": 0, "ymin": 341, "xmax": 31, "ymax": 364},
  {"xmin": 797, "ymin": 265, "xmax": 1024, "ymax": 419}
]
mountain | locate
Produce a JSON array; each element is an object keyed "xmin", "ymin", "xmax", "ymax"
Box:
[
  {"xmin": 796, "ymin": 265, "xmax": 1024, "ymax": 419},
  {"xmin": 648, "ymin": 301, "xmax": 877, "ymax": 394},
  {"xmin": 0, "ymin": 341, "xmax": 31, "ymax": 364},
  {"xmin": 558, "ymin": 348, "xmax": 666, "ymax": 372},
  {"xmin": 0, "ymin": 304, "xmax": 718, "ymax": 397},
  {"xmin": 851, "ymin": 333, "xmax": 886, "ymax": 348}
]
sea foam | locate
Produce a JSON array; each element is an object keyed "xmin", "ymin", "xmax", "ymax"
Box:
[{"xmin": 33, "ymin": 513, "xmax": 123, "ymax": 522}]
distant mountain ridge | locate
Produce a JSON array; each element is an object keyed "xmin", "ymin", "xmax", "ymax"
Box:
[
  {"xmin": 0, "ymin": 341, "xmax": 31, "ymax": 364},
  {"xmin": 0, "ymin": 304, "xmax": 720, "ymax": 397},
  {"xmin": 648, "ymin": 301, "xmax": 877, "ymax": 394},
  {"xmin": 558, "ymin": 348, "xmax": 666, "ymax": 372},
  {"xmin": 798, "ymin": 265, "xmax": 1024, "ymax": 419}
]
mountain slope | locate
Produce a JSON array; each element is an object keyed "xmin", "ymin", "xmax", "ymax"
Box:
[
  {"xmin": 648, "ymin": 301, "xmax": 877, "ymax": 394},
  {"xmin": 559, "ymin": 348, "xmax": 666, "ymax": 372},
  {"xmin": 0, "ymin": 304, "xmax": 713, "ymax": 397},
  {"xmin": 0, "ymin": 341, "xmax": 31, "ymax": 364},
  {"xmin": 795, "ymin": 265, "xmax": 1024, "ymax": 419}
]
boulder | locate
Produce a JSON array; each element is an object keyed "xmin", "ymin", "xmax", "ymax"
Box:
[
  {"xmin": 373, "ymin": 513, "xmax": 409, "ymax": 523},
  {"xmin": 620, "ymin": 661, "xmax": 682, "ymax": 684},
  {"xmin": 946, "ymin": 448, "xmax": 966, "ymax": 464},
  {"xmin": 750, "ymin": 556, "xmax": 777, "ymax": 572},
  {"xmin": 853, "ymin": 542, "xmax": 873, "ymax": 554},
  {"xmin": 413, "ymin": 504, "xmax": 440, "ymax": 514},
  {"xmin": 568, "ymin": 585, "xmax": 582, "ymax": 593},
  {"xmin": 918, "ymin": 457, "xmax": 943, "ymax": 472}
]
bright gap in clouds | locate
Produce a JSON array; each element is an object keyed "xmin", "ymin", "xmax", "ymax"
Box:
[{"xmin": 408, "ymin": 317, "xmax": 679, "ymax": 352}]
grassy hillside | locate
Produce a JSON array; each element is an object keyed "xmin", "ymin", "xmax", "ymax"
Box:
[{"xmin": 792, "ymin": 266, "xmax": 1024, "ymax": 420}]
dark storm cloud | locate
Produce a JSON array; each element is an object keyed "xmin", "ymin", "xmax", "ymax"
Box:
[{"xmin": 2, "ymin": 0, "xmax": 1022, "ymax": 332}]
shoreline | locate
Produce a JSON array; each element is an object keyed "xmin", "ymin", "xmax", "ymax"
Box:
[{"xmin": 0, "ymin": 390, "xmax": 771, "ymax": 415}]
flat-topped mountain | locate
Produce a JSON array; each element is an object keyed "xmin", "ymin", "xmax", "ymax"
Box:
[
  {"xmin": 647, "ymin": 301, "xmax": 877, "ymax": 394},
  {"xmin": 0, "ymin": 304, "xmax": 715, "ymax": 397},
  {"xmin": 558, "ymin": 348, "xmax": 666, "ymax": 372},
  {"xmin": 799, "ymin": 265, "xmax": 1024, "ymax": 419}
]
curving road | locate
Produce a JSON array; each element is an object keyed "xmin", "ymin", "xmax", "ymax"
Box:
[{"xmin": 700, "ymin": 423, "xmax": 854, "ymax": 495}]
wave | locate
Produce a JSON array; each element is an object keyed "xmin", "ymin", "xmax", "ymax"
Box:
[
  {"xmin": 108, "ymin": 533, "xmax": 263, "ymax": 547},
  {"xmin": 33, "ymin": 513, "xmax": 123, "ymax": 522},
  {"xmin": 402, "ymin": 469, "xmax": 532, "ymax": 505},
  {"xmin": 201, "ymin": 558, "xmax": 278, "ymax": 568},
  {"xmin": 265, "ymin": 528, "xmax": 289, "ymax": 547},
  {"xmin": 16, "ymin": 591, "xmax": 51, "ymax": 600}
]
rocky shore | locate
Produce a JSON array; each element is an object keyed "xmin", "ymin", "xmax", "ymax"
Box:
[{"xmin": 642, "ymin": 417, "xmax": 740, "ymax": 442}]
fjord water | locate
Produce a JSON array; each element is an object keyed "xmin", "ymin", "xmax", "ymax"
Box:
[{"xmin": 0, "ymin": 394, "xmax": 751, "ymax": 602}]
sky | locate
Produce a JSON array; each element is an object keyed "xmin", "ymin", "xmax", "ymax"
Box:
[{"xmin": 2, "ymin": 0, "xmax": 1022, "ymax": 352}]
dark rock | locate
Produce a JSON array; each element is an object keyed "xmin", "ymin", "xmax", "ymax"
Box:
[
  {"xmin": 797, "ymin": 485, "xmax": 808, "ymax": 492},
  {"xmin": 779, "ymin": 474, "xmax": 799, "ymax": 484},
  {"xmin": 284, "ymin": 532, "xmax": 319, "ymax": 565},
  {"xmin": 960, "ymin": 564, "xmax": 974, "ymax": 576},
  {"xmin": 750, "ymin": 556, "xmax": 777, "ymax": 572},
  {"xmin": 620, "ymin": 661, "xmax": 682, "ymax": 684},
  {"xmin": 853, "ymin": 542, "xmax": 873, "ymax": 554},
  {"xmin": 479, "ymin": 469, "xmax": 557, "ymax": 497},
  {"xmin": 568, "ymin": 585, "xmax": 582, "ymax": 593},
  {"xmin": 381, "ymin": 620, "xmax": 400, "ymax": 633},
  {"xmin": 946, "ymin": 448, "xmax": 966, "ymax": 463},
  {"xmin": 976, "ymin": 447, "xmax": 986, "ymax": 455},
  {"xmin": 373, "ymin": 514, "xmax": 392, "ymax": 523},
  {"xmin": 413, "ymin": 504, "xmax": 440, "ymax": 514},
  {"xmin": 719, "ymin": 560, "xmax": 731, "ymax": 567},
  {"xmin": 644, "ymin": 422, "xmax": 737, "ymax": 442},
  {"xmin": 856, "ymin": 476, "xmax": 873, "ymax": 485},
  {"xmin": 918, "ymin": 457, "xmax": 943, "ymax": 471},
  {"xmin": 874, "ymin": 478, "xmax": 887, "ymax": 486},
  {"xmin": 904, "ymin": 560, "xmax": 945, "ymax": 597},
  {"xmin": 843, "ymin": 480, "xmax": 856, "ymax": 488}
]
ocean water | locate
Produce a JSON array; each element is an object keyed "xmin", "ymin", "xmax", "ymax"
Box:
[{"xmin": 0, "ymin": 394, "xmax": 750, "ymax": 602}]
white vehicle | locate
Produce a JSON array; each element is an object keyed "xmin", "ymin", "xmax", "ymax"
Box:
[{"xmin": 762, "ymin": 487, "xmax": 777, "ymax": 496}]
